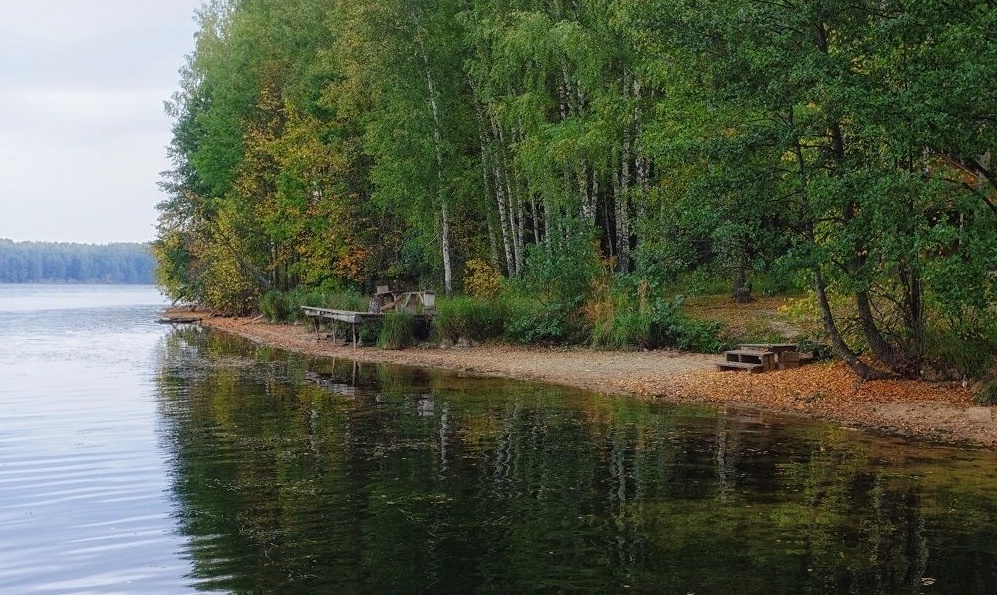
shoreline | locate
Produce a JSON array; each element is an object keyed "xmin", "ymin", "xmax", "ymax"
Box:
[{"xmin": 189, "ymin": 313, "xmax": 996, "ymax": 449}]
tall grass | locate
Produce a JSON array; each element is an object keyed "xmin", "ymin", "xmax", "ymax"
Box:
[
  {"xmin": 435, "ymin": 296, "xmax": 506, "ymax": 343},
  {"xmin": 259, "ymin": 288, "xmax": 368, "ymax": 323},
  {"xmin": 377, "ymin": 311, "xmax": 415, "ymax": 349}
]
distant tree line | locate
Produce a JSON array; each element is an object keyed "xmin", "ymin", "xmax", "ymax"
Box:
[{"xmin": 0, "ymin": 239, "xmax": 155, "ymax": 284}]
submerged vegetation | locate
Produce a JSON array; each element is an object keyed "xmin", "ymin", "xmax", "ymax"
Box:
[{"xmin": 155, "ymin": 0, "xmax": 997, "ymax": 381}]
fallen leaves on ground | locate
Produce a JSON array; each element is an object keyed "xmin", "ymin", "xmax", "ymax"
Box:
[{"xmin": 615, "ymin": 360, "xmax": 992, "ymax": 446}]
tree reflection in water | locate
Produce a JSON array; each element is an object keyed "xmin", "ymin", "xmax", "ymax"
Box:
[{"xmin": 154, "ymin": 327, "xmax": 997, "ymax": 594}]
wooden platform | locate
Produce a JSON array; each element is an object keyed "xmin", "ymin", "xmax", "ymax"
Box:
[
  {"xmin": 158, "ymin": 308, "xmax": 212, "ymax": 324},
  {"xmin": 300, "ymin": 306, "xmax": 383, "ymax": 324},
  {"xmin": 300, "ymin": 306, "xmax": 432, "ymax": 349}
]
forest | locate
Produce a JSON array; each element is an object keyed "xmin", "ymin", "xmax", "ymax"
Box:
[
  {"xmin": 0, "ymin": 239, "xmax": 154, "ymax": 284},
  {"xmin": 155, "ymin": 0, "xmax": 997, "ymax": 381}
]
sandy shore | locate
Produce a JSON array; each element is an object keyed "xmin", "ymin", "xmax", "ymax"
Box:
[{"xmin": 191, "ymin": 313, "xmax": 996, "ymax": 448}]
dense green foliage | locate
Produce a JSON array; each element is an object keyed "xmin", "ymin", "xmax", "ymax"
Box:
[
  {"xmin": 157, "ymin": 0, "xmax": 997, "ymax": 377},
  {"xmin": 0, "ymin": 239, "xmax": 154, "ymax": 284}
]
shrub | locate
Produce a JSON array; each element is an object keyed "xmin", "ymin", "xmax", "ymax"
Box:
[
  {"xmin": 504, "ymin": 297, "xmax": 586, "ymax": 345},
  {"xmin": 317, "ymin": 290, "xmax": 368, "ymax": 312},
  {"xmin": 259, "ymin": 289, "xmax": 311, "ymax": 323},
  {"xmin": 463, "ymin": 259, "xmax": 503, "ymax": 299},
  {"xmin": 660, "ymin": 267, "xmax": 731, "ymax": 297},
  {"xmin": 260, "ymin": 289, "xmax": 291, "ymax": 322},
  {"xmin": 512, "ymin": 234, "xmax": 601, "ymax": 307},
  {"xmin": 378, "ymin": 311, "xmax": 415, "ymax": 350},
  {"xmin": 666, "ymin": 316, "xmax": 726, "ymax": 353},
  {"xmin": 435, "ymin": 296, "xmax": 505, "ymax": 343},
  {"xmin": 609, "ymin": 309, "xmax": 654, "ymax": 349},
  {"xmin": 923, "ymin": 325, "xmax": 997, "ymax": 381},
  {"xmin": 583, "ymin": 274, "xmax": 725, "ymax": 352},
  {"xmin": 974, "ymin": 382, "xmax": 997, "ymax": 406},
  {"xmin": 796, "ymin": 337, "xmax": 834, "ymax": 361}
]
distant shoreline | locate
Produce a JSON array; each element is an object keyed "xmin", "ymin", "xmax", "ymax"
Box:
[
  {"xmin": 0, "ymin": 281, "xmax": 156, "ymax": 285},
  {"xmin": 169, "ymin": 309, "xmax": 997, "ymax": 449},
  {"xmin": 0, "ymin": 240, "xmax": 154, "ymax": 285}
]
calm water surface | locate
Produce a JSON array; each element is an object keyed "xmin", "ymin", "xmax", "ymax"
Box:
[{"xmin": 2, "ymin": 284, "xmax": 996, "ymax": 594}]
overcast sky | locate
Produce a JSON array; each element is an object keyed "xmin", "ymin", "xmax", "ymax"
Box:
[{"xmin": 0, "ymin": 0, "xmax": 203, "ymax": 244}]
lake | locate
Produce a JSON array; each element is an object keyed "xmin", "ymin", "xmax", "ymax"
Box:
[{"xmin": 1, "ymin": 284, "xmax": 996, "ymax": 594}]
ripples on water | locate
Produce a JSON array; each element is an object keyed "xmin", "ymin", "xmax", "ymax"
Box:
[
  {"xmin": 0, "ymin": 285, "xmax": 188, "ymax": 594},
  {"xmin": 3, "ymin": 285, "xmax": 997, "ymax": 594}
]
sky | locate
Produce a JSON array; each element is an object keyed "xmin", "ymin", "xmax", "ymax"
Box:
[{"xmin": 0, "ymin": 0, "xmax": 204, "ymax": 244}]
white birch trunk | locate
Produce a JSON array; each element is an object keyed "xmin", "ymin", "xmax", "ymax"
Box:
[
  {"xmin": 495, "ymin": 121, "xmax": 522, "ymax": 274},
  {"xmin": 490, "ymin": 115, "xmax": 517, "ymax": 275},
  {"xmin": 633, "ymin": 78, "xmax": 650, "ymax": 222},
  {"xmin": 617, "ymin": 75, "xmax": 633, "ymax": 272},
  {"xmin": 413, "ymin": 6, "xmax": 452, "ymax": 295},
  {"xmin": 477, "ymin": 100, "xmax": 514, "ymax": 275},
  {"xmin": 578, "ymin": 162, "xmax": 595, "ymax": 224}
]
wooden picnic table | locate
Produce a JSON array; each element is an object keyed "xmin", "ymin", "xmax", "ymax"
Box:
[{"xmin": 733, "ymin": 343, "xmax": 802, "ymax": 370}]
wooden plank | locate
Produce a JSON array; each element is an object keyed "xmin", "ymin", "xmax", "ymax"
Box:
[
  {"xmin": 300, "ymin": 306, "xmax": 364, "ymax": 324},
  {"xmin": 725, "ymin": 349, "xmax": 774, "ymax": 359},
  {"xmin": 717, "ymin": 362, "xmax": 765, "ymax": 373},
  {"xmin": 778, "ymin": 350, "xmax": 801, "ymax": 369},
  {"xmin": 738, "ymin": 343, "xmax": 796, "ymax": 353}
]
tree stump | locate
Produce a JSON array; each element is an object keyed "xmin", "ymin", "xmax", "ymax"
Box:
[{"xmin": 733, "ymin": 286, "xmax": 753, "ymax": 303}]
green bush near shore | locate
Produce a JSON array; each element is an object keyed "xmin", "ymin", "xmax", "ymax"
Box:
[
  {"xmin": 435, "ymin": 296, "xmax": 506, "ymax": 343},
  {"xmin": 504, "ymin": 297, "xmax": 585, "ymax": 345},
  {"xmin": 378, "ymin": 311, "xmax": 415, "ymax": 350},
  {"xmin": 589, "ymin": 293, "xmax": 726, "ymax": 353},
  {"xmin": 974, "ymin": 378, "xmax": 997, "ymax": 406}
]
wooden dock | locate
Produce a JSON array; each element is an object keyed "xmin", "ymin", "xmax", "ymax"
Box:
[
  {"xmin": 300, "ymin": 306, "xmax": 432, "ymax": 349},
  {"xmin": 158, "ymin": 308, "xmax": 213, "ymax": 324}
]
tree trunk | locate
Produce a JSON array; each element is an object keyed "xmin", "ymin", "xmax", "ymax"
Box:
[
  {"xmin": 813, "ymin": 266, "xmax": 894, "ymax": 380},
  {"xmin": 633, "ymin": 78, "xmax": 650, "ymax": 223},
  {"xmin": 790, "ymin": 103, "xmax": 891, "ymax": 380},
  {"xmin": 489, "ymin": 117, "xmax": 515, "ymax": 274},
  {"xmin": 493, "ymin": 159, "xmax": 515, "ymax": 275},
  {"xmin": 578, "ymin": 162, "xmax": 595, "ymax": 224},
  {"xmin": 413, "ymin": 5, "xmax": 452, "ymax": 295},
  {"xmin": 495, "ymin": 122, "xmax": 524, "ymax": 274},
  {"xmin": 617, "ymin": 82, "xmax": 633, "ymax": 272},
  {"xmin": 473, "ymin": 93, "xmax": 511, "ymax": 275},
  {"xmin": 855, "ymin": 289, "xmax": 901, "ymax": 368}
]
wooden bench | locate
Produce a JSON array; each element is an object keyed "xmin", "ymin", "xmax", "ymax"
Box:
[
  {"xmin": 738, "ymin": 343, "xmax": 802, "ymax": 369},
  {"xmin": 716, "ymin": 360, "xmax": 766, "ymax": 373}
]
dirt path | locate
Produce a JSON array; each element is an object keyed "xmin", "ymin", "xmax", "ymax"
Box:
[{"xmin": 191, "ymin": 314, "xmax": 996, "ymax": 449}]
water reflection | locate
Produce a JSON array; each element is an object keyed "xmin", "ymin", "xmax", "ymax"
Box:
[{"xmin": 155, "ymin": 327, "xmax": 997, "ymax": 594}]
